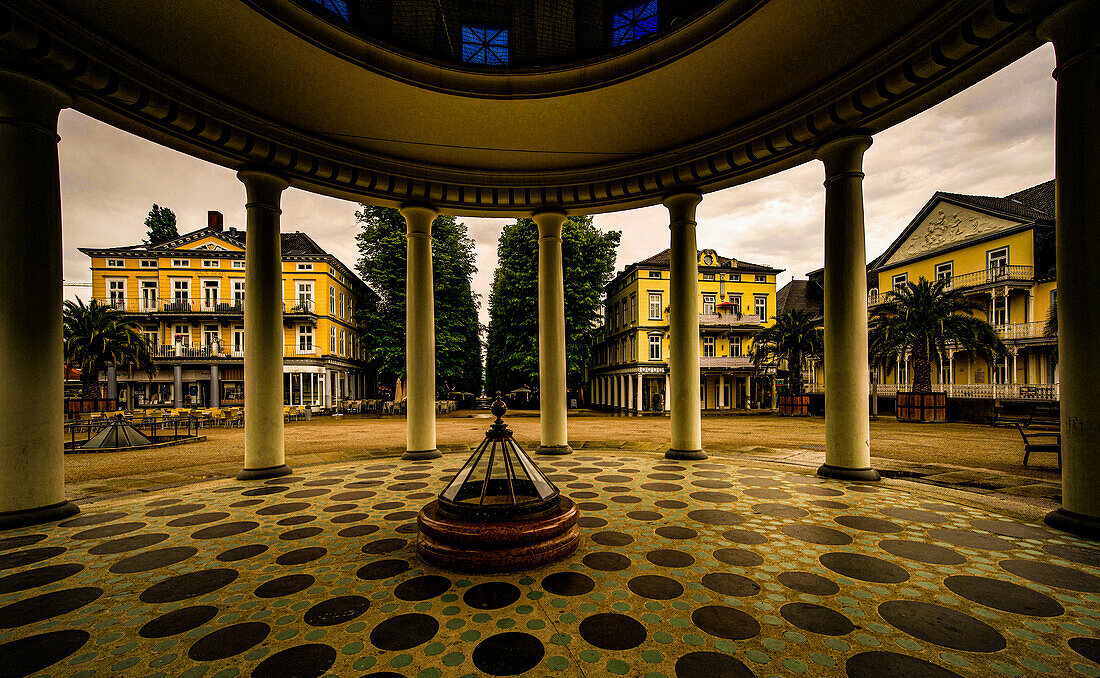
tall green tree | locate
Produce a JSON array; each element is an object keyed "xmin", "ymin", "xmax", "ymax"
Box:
[
  {"xmin": 353, "ymin": 206, "xmax": 482, "ymax": 396},
  {"xmin": 143, "ymin": 204, "xmax": 178, "ymax": 245},
  {"xmin": 869, "ymin": 277, "xmax": 1006, "ymax": 392},
  {"xmin": 63, "ymin": 299, "xmax": 156, "ymax": 399},
  {"xmin": 484, "ymin": 216, "xmax": 620, "ymax": 395},
  {"xmin": 750, "ymin": 309, "xmax": 823, "ymax": 396}
]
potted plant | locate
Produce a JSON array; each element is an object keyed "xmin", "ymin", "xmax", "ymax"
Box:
[
  {"xmin": 751, "ymin": 309, "xmax": 822, "ymax": 416},
  {"xmin": 870, "ymin": 277, "xmax": 1006, "ymax": 422}
]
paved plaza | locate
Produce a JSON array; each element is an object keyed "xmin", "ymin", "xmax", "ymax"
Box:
[{"xmin": 2, "ymin": 448, "xmax": 1098, "ymax": 678}]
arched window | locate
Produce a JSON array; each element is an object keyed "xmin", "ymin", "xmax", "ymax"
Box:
[
  {"xmin": 611, "ymin": 1, "xmax": 659, "ymax": 47},
  {"xmin": 461, "ymin": 25, "xmax": 509, "ymax": 65}
]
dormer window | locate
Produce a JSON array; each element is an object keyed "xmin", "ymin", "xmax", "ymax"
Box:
[
  {"xmin": 202, "ymin": 260, "xmax": 219, "ymax": 268},
  {"xmin": 755, "ymin": 274, "xmax": 766, "ymax": 282},
  {"xmin": 461, "ymin": 25, "xmax": 509, "ymax": 65},
  {"xmin": 297, "ymin": 263, "xmax": 314, "ymax": 271},
  {"xmin": 611, "ymin": 0, "xmax": 659, "ymax": 47},
  {"xmin": 232, "ymin": 260, "xmax": 245, "ymax": 269},
  {"xmin": 172, "ymin": 259, "xmax": 189, "ymax": 268},
  {"xmin": 140, "ymin": 260, "xmax": 157, "ymax": 268},
  {"xmin": 106, "ymin": 259, "xmax": 125, "ymax": 268}
]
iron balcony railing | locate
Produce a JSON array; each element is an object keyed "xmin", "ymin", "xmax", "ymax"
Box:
[
  {"xmin": 149, "ymin": 342, "xmax": 335, "ymax": 359},
  {"xmin": 698, "ymin": 313, "xmax": 763, "ymax": 326},
  {"xmin": 994, "ymin": 321, "xmax": 1049, "ymax": 340},
  {"xmin": 869, "ymin": 265, "xmax": 1035, "ymax": 305},
  {"xmin": 94, "ymin": 296, "xmax": 317, "ymax": 314},
  {"xmin": 806, "ymin": 382, "xmax": 1058, "ymax": 400}
]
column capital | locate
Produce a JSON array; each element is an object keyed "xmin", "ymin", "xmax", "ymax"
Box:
[
  {"xmin": 237, "ymin": 170, "xmax": 289, "ymax": 209},
  {"xmin": 1038, "ymin": 0, "xmax": 1100, "ymax": 67},
  {"xmin": 815, "ymin": 134, "xmax": 873, "ymax": 182},
  {"xmin": 400, "ymin": 203, "xmax": 438, "ymax": 236},
  {"xmin": 532, "ymin": 209, "xmax": 567, "ymax": 239},
  {"xmin": 662, "ymin": 191, "xmax": 703, "ymax": 227},
  {"xmin": 0, "ymin": 69, "xmax": 71, "ymax": 138}
]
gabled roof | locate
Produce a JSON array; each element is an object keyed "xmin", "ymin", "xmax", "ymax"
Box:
[
  {"xmin": 635, "ymin": 248, "xmax": 779, "ymax": 272},
  {"xmin": 870, "ymin": 180, "xmax": 1054, "ymax": 272},
  {"xmin": 776, "ymin": 279, "xmax": 823, "ymax": 317},
  {"xmin": 221, "ymin": 229, "xmax": 328, "ymax": 256}
]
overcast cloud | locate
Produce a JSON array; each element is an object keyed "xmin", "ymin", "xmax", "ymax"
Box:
[{"xmin": 59, "ymin": 44, "xmax": 1055, "ymax": 323}]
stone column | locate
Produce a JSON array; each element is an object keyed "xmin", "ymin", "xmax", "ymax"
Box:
[
  {"xmin": 402, "ymin": 204, "xmax": 440, "ymax": 460},
  {"xmin": 816, "ymin": 135, "xmax": 879, "ymax": 481},
  {"xmin": 637, "ymin": 374, "xmax": 644, "ymax": 413},
  {"xmin": 238, "ymin": 170, "xmax": 291, "ymax": 480},
  {"xmin": 1039, "ymin": 0, "xmax": 1100, "ymax": 537},
  {"xmin": 174, "ymin": 365, "xmax": 183, "ymax": 408},
  {"xmin": 534, "ymin": 210, "xmax": 572, "ymax": 454},
  {"xmin": 627, "ymin": 373, "xmax": 634, "ymax": 411},
  {"xmin": 210, "ymin": 364, "xmax": 220, "ymax": 408},
  {"xmin": 0, "ymin": 70, "xmax": 78, "ymax": 528},
  {"xmin": 719, "ymin": 374, "xmax": 725, "ymax": 409},
  {"xmin": 107, "ymin": 364, "xmax": 118, "ymax": 401},
  {"xmin": 665, "ymin": 192, "xmax": 706, "ymax": 459},
  {"xmin": 664, "ymin": 373, "xmax": 671, "ymax": 411}
]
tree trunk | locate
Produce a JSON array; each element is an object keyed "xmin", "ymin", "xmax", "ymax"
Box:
[
  {"xmin": 911, "ymin": 337, "xmax": 932, "ymax": 393},
  {"xmin": 789, "ymin": 351, "xmax": 803, "ymax": 395},
  {"xmin": 81, "ymin": 371, "xmax": 101, "ymax": 400}
]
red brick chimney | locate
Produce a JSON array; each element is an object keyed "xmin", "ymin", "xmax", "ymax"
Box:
[{"xmin": 208, "ymin": 210, "xmax": 223, "ymax": 232}]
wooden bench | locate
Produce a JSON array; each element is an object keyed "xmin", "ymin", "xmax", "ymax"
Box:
[
  {"xmin": 992, "ymin": 404, "xmax": 1031, "ymax": 427},
  {"xmin": 1015, "ymin": 421, "xmax": 1060, "ymax": 469}
]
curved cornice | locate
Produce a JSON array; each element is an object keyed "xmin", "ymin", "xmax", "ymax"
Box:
[{"xmin": 0, "ymin": 0, "xmax": 1055, "ymax": 217}]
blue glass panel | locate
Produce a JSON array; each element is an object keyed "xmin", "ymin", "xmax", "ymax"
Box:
[
  {"xmin": 462, "ymin": 25, "xmax": 509, "ymax": 65},
  {"xmin": 611, "ymin": 0, "xmax": 659, "ymax": 47},
  {"xmin": 309, "ymin": 0, "xmax": 350, "ymax": 21}
]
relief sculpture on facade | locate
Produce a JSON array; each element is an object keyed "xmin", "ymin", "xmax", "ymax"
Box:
[{"xmin": 886, "ymin": 202, "xmax": 1017, "ymax": 265}]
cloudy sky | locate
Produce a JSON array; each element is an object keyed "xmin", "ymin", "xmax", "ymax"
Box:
[{"xmin": 59, "ymin": 44, "xmax": 1056, "ymax": 325}]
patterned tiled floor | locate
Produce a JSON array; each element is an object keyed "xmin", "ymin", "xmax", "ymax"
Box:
[{"xmin": 1, "ymin": 452, "xmax": 1098, "ymax": 678}]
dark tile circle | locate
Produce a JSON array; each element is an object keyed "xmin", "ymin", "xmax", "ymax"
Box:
[
  {"xmin": 0, "ymin": 534, "xmax": 47, "ymax": 551},
  {"xmin": 579, "ymin": 612, "xmax": 646, "ymax": 650},
  {"xmin": 394, "ymin": 575, "xmax": 451, "ymax": 601},
  {"xmin": 879, "ymin": 539, "xmax": 965, "ymax": 565},
  {"xmin": 191, "ymin": 521, "xmax": 259, "ymax": 539},
  {"xmin": 472, "ymin": 632, "xmax": 545, "ymax": 676},
  {"xmin": 713, "ymin": 548, "xmax": 765, "ymax": 567},
  {"xmin": 252, "ymin": 644, "xmax": 337, "ymax": 678},
  {"xmin": 878, "ymin": 600, "xmax": 1006, "ymax": 652},
  {"xmin": 846, "ymin": 651, "xmax": 962, "ymax": 678},
  {"xmin": 146, "ymin": 503, "xmax": 205, "ymax": 517},
  {"xmin": 0, "ymin": 563, "xmax": 84, "ymax": 595},
  {"xmin": 0, "ymin": 587, "xmax": 102, "ymax": 629},
  {"xmin": 583, "ymin": 552, "xmax": 633, "ymax": 571},
  {"xmin": 627, "ymin": 510, "xmax": 662, "ymax": 521},
  {"xmin": 999, "ymin": 558, "xmax": 1100, "ymax": 592},
  {"xmin": 819, "ymin": 552, "xmax": 909, "ymax": 584},
  {"xmin": 689, "ymin": 491, "xmax": 738, "ymax": 503},
  {"xmin": 139, "ymin": 605, "xmax": 220, "ymax": 639},
  {"xmin": 646, "ymin": 549, "xmax": 695, "ymax": 568},
  {"xmin": 687, "ymin": 509, "xmax": 745, "ymax": 525},
  {"xmin": 777, "ymin": 571, "xmax": 840, "ymax": 596},
  {"xmin": 577, "ymin": 516, "xmax": 608, "ymax": 529},
  {"xmin": 970, "ymin": 519, "xmax": 1053, "ymax": 539},
  {"xmin": 255, "ymin": 574, "xmax": 316, "ymax": 598},
  {"xmin": 0, "ymin": 629, "xmax": 90, "ymax": 678},
  {"xmin": 1069, "ymin": 637, "xmax": 1100, "ymax": 664},
  {"xmin": 139, "ymin": 568, "xmax": 238, "ymax": 603},
  {"xmin": 109, "ymin": 546, "xmax": 198, "ymax": 573},
  {"xmin": 304, "ymin": 595, "xmax": 372, "ymax": 626},
  {"xmin": 216, "ymin": 544, "xmax": 267, "ymax": 561},
  {"xmin": 463, "ymin": 582, "xmax": 521, "ymax": 610},
  {"xmin": 691, "ymin": 605, "xmax": 761, "ymax": 640},
  {"xmin": 782, "ymin": 523, "xmax": 853, "ymax": 545},
  {"xmin": 187, "ymin": 622, "xmax": 270, "ymax": 661},
  {"xmin": 277, "ymin": 547, "xmax": 328, "ymax": 565},
  {"xmin": 541, "ymin": 572, "xmax": 595, "ymax": 596},
  {"xmin": 60, "ymin": 511, "xmax": 126, "ymax": 527},
  {"xmin": 590, "ymin": 531, "xmax": 634, "ymax": 546},
  {"xmin": 280, "ymin": 526, "xmax": 324, "ymax": 540},
  {"xmin": 87, "ymin": 533, "xmax": 169, "ymax": 555},
  {"xmin": 71, "ymin": 522, "xmax": 144, "ymax": 540},
  {"xmin": 628, "ymin": 574, "xmax": 683, "ymax": 600},
  {"xmin": 675, "ymin": 651, "xmax": 755, "ymax": 678},
  {"xmin": 780, "ymin": 602, "xmax": 855, "ymax": 635},
  {"xmin": 701, "ymin": 572, "xmax": 760, "ymax": 597},
  {"xmin": 257, "ymin": 502, "xmax": 312, "ymax": 516},
  {"xmin": 370, "ymin": 613, "xmax": 438, "ymax": 651},
  {"xmin": 655, "ymin": 499, "xmax": 689, "ymax": 509},
  {"xmin": 356, "ymin": 559, "xmax": 410, "ymax": 581},
  {"xmin": 361, "ymin": 538, "xmax": 405, "ymax": 555},
  {"xmin": 166, "ymin": 512, "xmax": 231, "ymax": 527},
  {"xmin": 880, "ymin": 507, "xmax": 949, "ymax": 523},
  {"xmin": 752, "ymin": 503, "xmax": 808, "ymax": 519},
  {"xmin": 834, "ymin": 515, "xmax": 903, "ymax": 533},
  {"xmin": 339, "ymin": 525, "xmax": 380, "ymax": 538},
  {"xmin": 928, "ymin": 528, "xmax": 1013, "ymax": 551},
  {"xmin": 656, "ymin": 526, "xmax": 697, "ymax": 539},
  {"xmin": 722, "ymin": 528, "xmax": 768, "ymax": 545},
  {"xmin": 1044, "ymin": 543, "xmax": 1100, "ymax": 567},
  {"xmin": 944, "ymin": 575, "xmax": 1063, "ymax": 617}
]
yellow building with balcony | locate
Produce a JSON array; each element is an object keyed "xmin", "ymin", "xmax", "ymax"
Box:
[
  {"xmin": 80, "ymin": 211, "xmax": 376, "ymax": 409},
  {"xmin": 590, "ymin": 248, "xmax": 781, "ymax": 412}
]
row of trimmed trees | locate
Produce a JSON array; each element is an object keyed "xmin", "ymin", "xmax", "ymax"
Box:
[{"xmin": 754, "ymin": 277, "xmax": 1015, "ymax": 396}]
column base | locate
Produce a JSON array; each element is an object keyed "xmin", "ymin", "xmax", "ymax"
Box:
[
  {"xmin": 1044, "ymin": 507, "xmax": 1100, "ymax": 540},
  {"xmin": 403, "ymin": 449, "xmax": 441, "ymax": 461},
  {"xmin": 236, "ymin": 464, "xmax": 293, "ymax": 481},
  {"xmin": 665, "ymin": 448, "xmax": 707, "ymax": 460},
  {"xmin": 536, "ymin": 444, "xmax": 573, "ymax": 456},
  {"xmin": 0, "ymin": 500, "xmax": 80, "ymax": 530},
  {"xmin": 817, "ymin": 463, "xmax": 881, "ymax": 482}
]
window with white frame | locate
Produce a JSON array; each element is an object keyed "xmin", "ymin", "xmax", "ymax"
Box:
[
  {"xmin": 174, "ymin": 324, "xmax": 190, "ymax": 346},
  {"xmin": 172, "ymin": 279, "xmax": 190, "ymax": 306},
  {"xmin": 297, "ymin": 263, "xmax": 313, "ymax": 271},
  {"xmin": 649, "ymin": 292, "xmax": 662, "ymax": 320},
  {"xmin": 935, "ymin": 261, "xmax": 953, "ymax": 281},
  {"xmin": 202, "ymin": 260, "xmax": 219, "ymax": 268},
  {"xmin": 702, "ymin": 273, "xmax": 715, "ymax": 281},
  {"xmin": 892, "ymin": 273, "xmax": 908, "ymax": 291},
  {"xmin": 729, "ymin": 273, "xmax": 741, "ymax": 281},
  {"xmin": 730, "ymin": 295, "xmax": 741, "ymax": 315},
  {"xmin": 987, "ymin": 247, "xmax": 1009, "ymax": 270},
  {"xmin": 754, "ymin": 294, "xmax": 767, "ymax": 319},
  {"xmin": 329, "ymin": 286, "xmax": 336, "ymax": 314},
  {"xmin": 992, "ymin": 297, "xmax": 1008, "ymax": 326},
  {"xmin": 140, "ymin": 259, "xmax": 157, "ymax": 268},
  {"xmin": 630, "ymin": 334, "xmax": 636, "ymax": 360},
  {"xmin": 107, "ymin": 279, "xmax": 126, "ymax": 308},
  {"xmin": 232, "ymin": 280, "xmax": 245, "ymax": 307},
  {"xmin": 340, "ymin": 292, "xmax": 346, "ymax": 320},
  {"xmin": 140, "ymin": 280, "xmax": 158, "ymax": 311},
  {"xmin": 630, "ymin": 294, "xmax": 637, "ymax": 323},
  {"xmin": 702, "ymin": 294, "xmax": 715, "ymax": 315},
  {"xmin": 730, "ymin": 337, "xmax": 742, "ymax": 356},
  {"xmin": 649, "ymin": 334, "xmax": 662, "ymax": 360},
  {"xmin": 703, "ymin": 336, "xmax": 716, "ymax": 357},
  {"xmin": 330, "ymin": 327, "xmax": 336, "ymax": 354},
  {"xmin": 201, "ymin": 280, "xmax": 219, "ymax": 310},
  {"xmin": 233, "ymin": 326, "xmax": 244, "ymax": 354},
  {"xmin": 649, "ymin": 270, "xmax": 661, "ymax": 278},
  {"xmin": 755, "ymin": 274, "xmax": 766, "ymax": 282},
  {"xmin": 296, "ymin": 281, "xmax": 313, "ymax": 312},
  {"xmin": 172, "ymin": 259, "xmax": 189, "ymax": 268},
  {"xmin": 203, "ymin": 325, "xmax": 220, "ymax": 348},
  {"xmin": 298, "ymin": 325, "xmax": 314, "ymax": 352},
  {"xmin": 232, "ymin": 260, "xmax": 245, "ymax": 269},
  {"xmin": 341, "ymin": 330, "xmax": 347, "ymax": 356},
  {"xmin": 142, "ymin": 327, "xmax": 159, "ymax": 348},
  {"xmin": 107, "ymin": 259, "xmax": 125, "ymax": 268}
]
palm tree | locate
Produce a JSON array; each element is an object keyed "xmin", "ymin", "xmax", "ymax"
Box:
[
  {"xmin": 1044, "ymin": 298, "xmax": 1058, "ymax": 364},
  {"xmin": 63, "ymin": 299, "xmax": 156, "ymax": 399},
  {"xmin": 751, "ymin": 309, "xmax": 823, "ymax": 396},
  {"xmin": 869, "ymin": 277, "xmax": 1006, "ymax": 393}
]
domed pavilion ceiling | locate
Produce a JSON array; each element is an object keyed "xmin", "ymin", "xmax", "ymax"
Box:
[{"xmin": 0, "ymin": 0, "xmax": 1058, "ymax": 215}]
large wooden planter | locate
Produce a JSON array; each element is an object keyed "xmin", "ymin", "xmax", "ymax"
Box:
[
  {"xmin": 778, "ymin": 394, "xmax": 811, "ymax": 417},
  {"xmin": 897, "ymin": 391, "xmax": 946, "ymax": 422},
  {"xmin": 65, "ymin": 398, "xmax": 119, "ymax": 416}
]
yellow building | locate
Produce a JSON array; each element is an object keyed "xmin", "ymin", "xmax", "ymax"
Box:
[
  {"xmin": 80, "ymin": 211, "xmax": 376, "ymax": 409},
  {"xmin": 590, "ymin": 248, "xmax": 781, "ymax": 412},
  {"xmin": 787, "ymin": 181, "xmax": 1058, "ymax": 400}
]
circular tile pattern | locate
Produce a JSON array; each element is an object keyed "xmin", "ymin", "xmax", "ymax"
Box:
[
  {"xmin": 253, "ymin": 644, "xmax": 337, "ymax": 678},
  {"xmin": 780, "ymin": 602, "xmax": 855, "ymax": 635},
  {"xmin": 584, "ymin": 551, "xmax": 633, "ymax": 571},
  {"xmin": 108, "ymin": 546, "xmax": 197, "ymax": 573},
  {"xmin": 0, "ymin": 563, "xmax": 83, "ymax": 595},
  {"xmin": 394, "ymin": 575, "xmax": 451, "ymax": 601},
  {"xmin": 690, "ymin": 605, "xmax": 760, "ymax": 640},
  {"xmin": 701, "ymin": 572, "xmax": 760, "ymax": 597},
  {"xmin": 999, "ymin": 558, "xmax": 1100, "ymax": 592},
  {"xmin": 675, "ymin": 651, "xmax": 756, "ymax": 678},
  {"xmin": 782, "ymin": 523, "xmax": 853, "ymax": 545},
  {"xmin": 846, "ymin": 651, "xmax": 962, "ymax": 678},
  {"xmin": 188, "ymin": 622, "xmax": 270, "ymax": 661},
  {"xmin": 646, "ymin": 549, "xmax": 695, "ymax": 568},
  {"xmin": 255, "ymin": 574, "xmax": 315, "ymax": 598},
  {"xmin": 303, "ymin": 595, "xmax": 372, "ymax": 626},
  {"xmin": 0, "ymin": 629, "xmax": 90, "ymax": 678},
  {"xmin": 579, "ymin": 612, "xmax": 647, "ymax": 650},
  {"xmin": 356, "ymin": 559, "xmax": 410, "ymax": 581},
  {"xmin": 463, "ymin": 582, "xmax": 521, "ymax": 609},
  {"xmin": 472, "ymin": 632, "xmax": 545, "ymax": 676},
  {"xmin": 944, "ymin": 575, "xmax": 1064, "ymax": 616},
  {"xmin": 139, "ymin": 605, "xmax": 220, "ymax": 638},
  {"xmin": 879, "ymin": 539, "xmax": 965, "ymax": 565},
  {"xmin": 777, "ymin": 571, "xmax": 840, "ymax": 596},
  {"xmin": 820, "ymin": 552, "xmax": 909, "ymax": 584},
  {"xmin": 878, "ymin": 600, "xmax": 1006, "ymax": 652},
  {"xmin": 88, "ymin": 533, "xmax": 169, "ymax": 554},
  {"xmin": 542, "ymin": 571, "xmax": 595, "ymax": 596},
  {"xmin": 628, "ymin": 574, "xmax": 684, "ymax": 600},
  {"xmin": 370, "ymin": 613, "xmax": 438, "ymax": 651},
  {"xmin": 0, "ymin": 587, "xmax": 102, "ymax": 629},
  {"xmin": 139, "ymin": 568, "xmax": 238, "ymax": 603}
]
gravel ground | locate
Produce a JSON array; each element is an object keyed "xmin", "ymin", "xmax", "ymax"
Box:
[{"xmin": 64, "ymin": 411, "xmax": 1058, "ymax": 485}]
